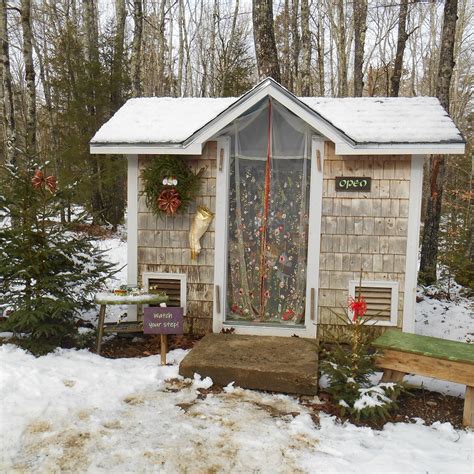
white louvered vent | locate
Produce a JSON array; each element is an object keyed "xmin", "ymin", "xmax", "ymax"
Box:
[
  {"xmin": 142, "ymin": 272, "xmax": 187, "ymax": 313},
  {"xmin": 349, "ymin": 280, "xmax": 398, "ymax": 326}
]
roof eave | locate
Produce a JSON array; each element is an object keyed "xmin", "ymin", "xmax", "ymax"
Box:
[
  {"xmin": 183, "ymin": 78, "xmax": 357, "ymax": 149},
  {"xmin": 336, "ymin": 141, "xmax": 466, "ymax": 155},
  {"xmin": 89, "ymin": 141, "xmax": 203, "ymax": 155}
]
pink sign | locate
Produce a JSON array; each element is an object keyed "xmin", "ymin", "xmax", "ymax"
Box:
[{"xmin": 143, "ymin": 307, "xmax": 184, "ymax": 335}]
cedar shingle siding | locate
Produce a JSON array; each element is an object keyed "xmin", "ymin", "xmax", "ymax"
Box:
[{"xmin": 137, "ymin": 141, "xmax": 410, "ymax": 337}]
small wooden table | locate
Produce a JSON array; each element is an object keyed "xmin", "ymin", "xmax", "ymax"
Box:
[
  {"xmin": 95, "ymin": 292, "xmax": 168, "ymax": 355},
  {"xmin": 373, "ymin": 330, "xmax": 474, "ymax": 428}
]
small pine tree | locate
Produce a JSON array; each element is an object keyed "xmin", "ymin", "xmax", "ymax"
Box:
[
  {"xmin": 321, "ymin": 288, "xmax": 404, "ymax": 421},
  {"xmin": 0, "ymin": 161, "xmax": 116, "ymax": 355}
]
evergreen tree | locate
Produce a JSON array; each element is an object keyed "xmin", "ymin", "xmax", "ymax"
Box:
[
  {"xmin": 321, "ymin": 295, "xmax": 404, "ymax": 421},
  {"xmin": 0, "ymin": 161, "xmax": 116, "ymax": 355}
]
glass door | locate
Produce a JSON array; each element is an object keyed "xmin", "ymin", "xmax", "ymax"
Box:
[{"xmin": 225, "ymin": 98, "xmax": 311, "ymax": 327}]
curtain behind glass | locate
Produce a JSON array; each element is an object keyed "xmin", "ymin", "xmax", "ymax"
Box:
[{"xmin": 226, "ymin": 99, "xmax": 311, "ymax": 326}]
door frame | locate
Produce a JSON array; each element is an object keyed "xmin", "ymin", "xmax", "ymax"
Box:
[{"xmin": 212, "ymin": 135, "xmax": 324, "ymax": 338}]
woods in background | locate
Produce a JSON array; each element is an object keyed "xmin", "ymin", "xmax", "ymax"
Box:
[{"xmin": 0, "ymin": 0, "xmax": 472, "ymax": 288}]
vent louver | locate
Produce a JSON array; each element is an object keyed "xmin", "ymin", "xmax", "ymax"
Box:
[
  {"xmin": 354, "ymin": 285, "xmax": 392, "ymax": 321},
  {"xmin": 148, "ymin": 278, "xmax": 182, "ymax": 307}
]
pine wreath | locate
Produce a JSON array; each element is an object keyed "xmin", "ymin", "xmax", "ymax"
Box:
[{"xmin": 142, "ymin": 155, "xmax": 204, "ymax": 217}]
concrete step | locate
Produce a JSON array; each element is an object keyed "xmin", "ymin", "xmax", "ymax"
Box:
[{"xmin": 179, "ymin": 333, "xmax": 319, "ymax": 395}]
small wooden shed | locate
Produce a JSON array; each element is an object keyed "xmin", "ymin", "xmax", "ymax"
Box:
[{"xmin": 90, "ymin": 78, "xmax": 465, "ymax": 340}]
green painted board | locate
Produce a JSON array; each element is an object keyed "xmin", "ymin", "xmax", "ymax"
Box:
[{"xmin": 372, "ymin": 330, "xmax": 474, "ymax": 365}]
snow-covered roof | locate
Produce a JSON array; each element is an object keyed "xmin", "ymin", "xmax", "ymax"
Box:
[
  {"xmin": 299, "ymin": 97, "xmax": 463, "ymax": 144},
  {"xmin": 92, "ymin": 97, "xmax": 236, "ymax": 145},
  {"xmin": 90, "ymin": 78, "xmax": 465, "ymax": 156}
]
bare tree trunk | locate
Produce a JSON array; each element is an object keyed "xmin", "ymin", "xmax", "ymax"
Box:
[
  {"xmin": 252, "ymin": 0, "xmax": 280, "ymax": 82},
  {"xmin": 316, "ymin": 4, "xmax": 325, "ymax": 96},
  {"xmin": 336, "ymin": 0, "xmax": 348, "ymax": 96},
  {"xmin": 157, "ymin": 0, "xmax": 166, "ymax": 96},
  {"xmin": 282, "ymin": 0, "xmax": 290, "ymax": 88},
  {"xmin": 300, "ymin": 0, "xmax": 311, "ymax": 96},
  {"xmin": 436, "ymin": 0, "xmax": 458, "ymax": 111},
  {"xmin": 176, "ymin": 0, "xmax": 184, "ymax": 96},
  {"xmin": 183, "ymin": 6, "xmax": 192, "ymax": 96},
  {"xmin": 220, "ymin": 0, "xmax": 240, "ymax": 97},
  {"xmin": 390, "ymin": 0, "xmax": 408, "ymax": 97},
  {"xmin": 130, "ymin": 0, "xmax": 143, "ymax": 97},
  {"xmin": 353, "ymin": 0, "xmax": 367, "ymax": 97},
  {"xmin": 21, "ymin": 0, "xmax": 36, "ymax": 156},
  {"xmin": 167, "ymin": 0, "xmax": 174, "ymax": 95},
  {"xmin": 329, "ymin": 21, "xmax": 335, "ymax": 96},
  {"xmin": 83, "ymin": 0, "xmax": 105, "ymax": 222},
  {"xmin": 83, "ymin": 0, "xmax": 100, "ymax": 115},
  {"xmin": 111, "ymin": 0, "xmax": 126, "ymax": 109},
  {"xmin": 419, "ymin": 0, "xmax": 459, "ymax": 285},
  {"xmin": 291, "ymin": 0, "xmax": 300, "ymax": 93},
  {"xmin": 208, "ymin": 0, "xmax": 218, "ymax": 97},
  {"xmin": 0, "ymin": 0, "xmax": 16, "ymax": 165}
]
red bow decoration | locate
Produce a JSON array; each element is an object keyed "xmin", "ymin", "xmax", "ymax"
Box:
[
  {"xmin": 157, "ymin": 188, "xmax": 181, "ymax": 215},
  {"xmin": 31, "ymin": 170, "xmax": 57, "ymax": 194},
  {"xmin": 348, "ymin": 296, "xmax": 368, "ymax": 321}
]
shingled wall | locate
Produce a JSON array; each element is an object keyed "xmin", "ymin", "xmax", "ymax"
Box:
[
  {"xmin": 137, "ymin": 141, "xmax": 217, "ymax": 334},
  {"xmin": 317, "ymin": 142, "xmax": 411, "ymax": 340},
  {"xmin": 136, "ymin": 140, "xmax": 411, "ymax": 338}
]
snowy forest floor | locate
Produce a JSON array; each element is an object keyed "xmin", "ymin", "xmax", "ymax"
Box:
[{"xmin": 0, "ymin": 233, "xmax": 473, "ymax": 473}]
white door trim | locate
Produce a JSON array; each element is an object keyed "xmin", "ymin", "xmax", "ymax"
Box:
[
  {"xmin": 212, "ymin": 136, "xmax": 323, "ymax": 338},
  {"xmin": 402, "ymin": 154, "xmax": 424, "ymax": 333},
  {"xmin": 126, "ymin": 154, "xmax": 139, "ymax": 321},
  {"xmin": 213, "ymin": 137, "xmax": 231, "ymax": 333}
]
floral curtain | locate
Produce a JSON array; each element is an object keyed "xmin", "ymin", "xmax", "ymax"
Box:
[{"xmin": 226, "ymin": 98, "xmax": 311, "ymax": 326}]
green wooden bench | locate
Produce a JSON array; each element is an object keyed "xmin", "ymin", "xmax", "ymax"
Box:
[{"xmin": 372, "ymin": 330, "xmax": 474, "ymax": 428}]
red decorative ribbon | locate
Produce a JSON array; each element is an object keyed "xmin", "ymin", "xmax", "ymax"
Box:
[
  {"xmin": 259, "ymin": 98, "xmax": 272, "ymax": 320},
  {"xmin": 157, "ymin": 188, "xmax": 181, "ymax": 215},
  {"xmin": 31, "ymin": 170, "xmax": 57, "ymax": 194},
  {"xmin": 348, "ymin": 296, "xmax": 368, "ymax": 321}
]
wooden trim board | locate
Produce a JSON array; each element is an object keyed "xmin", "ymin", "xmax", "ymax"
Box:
[
  {"xmin": 126, "ymin": 154, "xmax": 139, "ymax": 321},
  {"xmin": 403, "ymin": 154, "xmax": 424, "ymax": 333}
]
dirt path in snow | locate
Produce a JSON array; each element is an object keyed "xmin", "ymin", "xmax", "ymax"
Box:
[{"xmin": 12, "ymin": 381, "xmax": 317, "ymax": 473}]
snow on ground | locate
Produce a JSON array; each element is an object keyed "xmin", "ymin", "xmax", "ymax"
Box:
[
  {"xmin": 0, "ymin": 235, "xmax": 473, "ymax": 473},
  {"xmin": 0, "ymin": 345, "xmax": 472, "ymax": 473},
  {"xmin": 415, "ymin": 282, "xmax": 473, "ymax": 343},
  {"xmin": 408, "ymin": 280, "xmax": 474, "ymax": 398},
  {"xmin": 88, "ymin": 235, "xmax": 128, "ymax": 323}
]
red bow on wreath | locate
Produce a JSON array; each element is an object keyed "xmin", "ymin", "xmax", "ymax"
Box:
[
  {"xmin": 31, "ymin": 170, "xmax": 57, "ymax": 194},
  {"xmin": 157, "ymin": 188, "xmax": 181, "ymax": 215}
]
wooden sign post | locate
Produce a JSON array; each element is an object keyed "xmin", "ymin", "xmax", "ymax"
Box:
[{"xmin": 143, "ymin": 307, "xmax": 184, "ymax": 365}]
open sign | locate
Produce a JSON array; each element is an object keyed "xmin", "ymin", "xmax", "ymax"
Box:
[{"xmin": 335, "ymin": 177, "xmax": 371, "ymax": 192}]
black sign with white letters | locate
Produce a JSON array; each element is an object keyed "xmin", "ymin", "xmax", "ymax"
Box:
[{"xmin": 335, "ymin": 177, "xmax": 371, "ymax": 192}]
